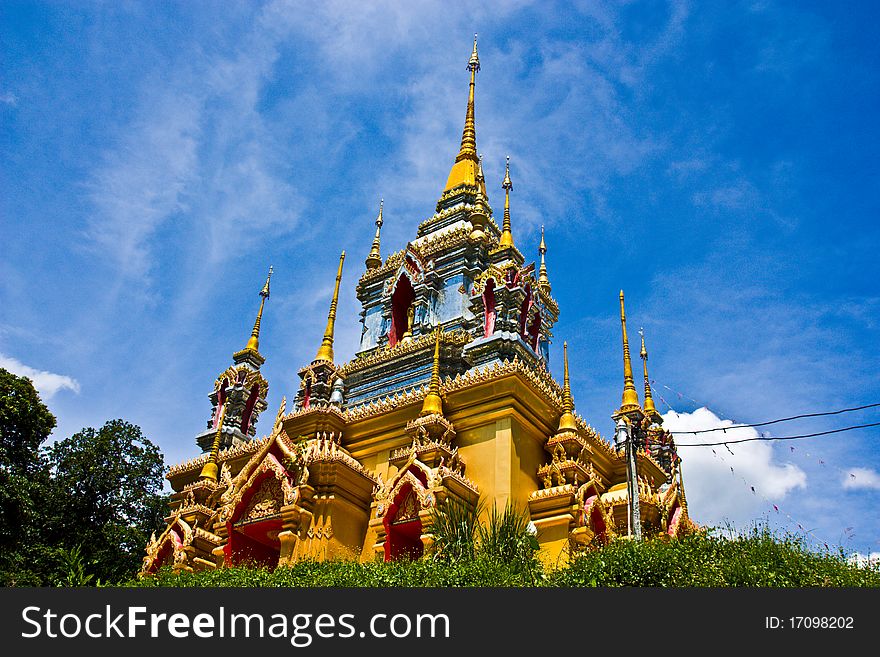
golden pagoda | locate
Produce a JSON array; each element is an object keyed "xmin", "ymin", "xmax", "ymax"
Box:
[{"xmin": 142, "ymin": 39, "xmax": 691, "ymax": 575}]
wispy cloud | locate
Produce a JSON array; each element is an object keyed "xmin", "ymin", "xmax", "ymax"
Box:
[
  {"xmin": 842, "ymin": 467, "xmax": 880, "ymax": 491},
  {"xmin": 86, "ymin": 89, "xmax": 202, "ymax": 281},
  {"xmin": 0, "ymin": 91, "xmax": 17, "ymax": 106},
  {"xmin": 0, "ymin": 354, "xmax": 80, "ymax": 400}
]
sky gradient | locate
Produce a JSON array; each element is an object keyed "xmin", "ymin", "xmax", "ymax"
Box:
[{"xmin": 2, "ymin": 1, "xmax": 878, "ymax": 559}]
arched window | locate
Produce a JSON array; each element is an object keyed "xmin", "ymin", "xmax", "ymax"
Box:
[
  {"xmin": 303, "ymin": 378, "xmax": 312, "ymax": 410},
  {"xmin": 482, "ymin": 278, "xmax": 496, "ymax": 337},
  {"xmin": 389, "ymin": 274, "xmax": 415, "ymax": 347}
]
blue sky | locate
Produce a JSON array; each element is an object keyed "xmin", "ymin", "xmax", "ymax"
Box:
[{"xmin": 2, "ymin": 1, "xmax": 878, "ymax": 558}]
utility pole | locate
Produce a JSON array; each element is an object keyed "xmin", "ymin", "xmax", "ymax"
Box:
[{"xmin": 617, "ymin": 417, "xmax": 641, "ymax": 540}]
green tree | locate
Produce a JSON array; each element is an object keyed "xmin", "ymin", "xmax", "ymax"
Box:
[
  {"xmin": 46, "ymin": 419, "xmax": 167, "ymax": 584},
  {"xmin": 0, "ymin": 368, "xmax": 55, "ymax": 585}
]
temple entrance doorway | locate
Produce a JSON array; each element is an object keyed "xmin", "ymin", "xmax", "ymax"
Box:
[
  {"xmin": 226, "ymin": 474, "xmax": 284, "ymax": 569},
  {"xmin": 384, "ymin": 484, "xmax": 424, "ymax": 561}
]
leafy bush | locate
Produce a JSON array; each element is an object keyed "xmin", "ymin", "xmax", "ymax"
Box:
[
  {"xmin": 475, "ymin": 503, "xmax": 542, "ymax": 584},
  {"xmin": 429, "ymin": 498, "xmax": 480, "ymax": 563},
  {"xmin": 131, "ymin": 523, "xmax": 880, "ymax": 588},
  {"xmin": 549, "ymin": 524, "xmax": 880, "ymax": 587}
]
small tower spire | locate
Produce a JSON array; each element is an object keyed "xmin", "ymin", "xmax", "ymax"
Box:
[
  {"xmin": 443, "ymin": 34, "xmax": 482, "ymax": 192},
  {"xmin": 314, "ymin": 251, "xmax": 345, "ymax": 363},
  {"xmin": 245, "ymin": 266, "xmax": 273, "ymax": 353},
  {"xmin": 199, "ymin": 383, "xmax": 229, "ymax": 482},
  {"xmin": 639, "ymin": 328, "xmax": 660, "ymax": 420},
  {"xmin": 420, "ymin": 328, "xmax": 444, "ymax": 416},
  {"xmin": 365, "ymin": 199, "xmax": 384, "ymax": 270},
  {"xmin": 469, "ymin": 155, "xmax": 490, "ymax": 240},
  {"xmin": 557, "ymin": 341, "xmax": 578, "ymax": 431},
  {"xmin": 538, "ymin": 226, "xmax": 550, "ymax": 291},
  {"xmin": 618, "ymin": 290, "xmax": 641, "ymax": 413},
  {"xmin": 499, "ymin": 155, "xmax": 515, "ymax": 249},
  {"xmin": 458, "ymin": 34, "xmax": 480, "ymax": 160}
]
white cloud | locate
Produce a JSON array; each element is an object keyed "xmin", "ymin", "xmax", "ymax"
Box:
[
  {"xmin": 664, "ymin": 407, "xmax": 806, "ymax": 527},
  {"xmin": 848, "ymin": 552, "xmax": 880, "ymax": 568},
  {"xmin": 0, "ymin": 91, "xmax": 17, "ymax": 106},
  {"xmin": 0, "ymin": 354, "xmax": 80, "ymax": 400},
  {"xmin": 842, "ymin": 467, "xmax": 880, "ymax": 491}
]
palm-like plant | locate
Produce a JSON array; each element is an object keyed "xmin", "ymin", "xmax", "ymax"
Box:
[{"xmin": 428, "ymin": 498, "xmax": 481, "ymax": 563}]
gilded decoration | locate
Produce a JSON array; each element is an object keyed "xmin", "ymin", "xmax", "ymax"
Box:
[
  {"xmin": 374, "ymin": 464, "xmax": 436, "ymax": 520},
  {"xmin": 215, "ymin": 364, "xmax": 268, "ymax": 401},
  {"xmin": 338, "ymin": 329, "xmax": 471, "ymax": 377},
  {"xmin": 216, "ymin": 432, "xmax": 306, "ymax": 523},
  {"xmin": 358, "ymin": 249, "xmax": 405, "ymax": 287},
  {"xmin": 303, "ymin": 431, "xmax": 377, "ymax": 482},
  {"xmin": 241, "ymin": 477, "xmax": 284, "ymax": 524},
  {"xmin": 393, "ymin": 489, "xmax": 419, "ymax": 525},
  {"xmin": 141, "ymin": 516, "xmax": 193, "ymax": 575}
]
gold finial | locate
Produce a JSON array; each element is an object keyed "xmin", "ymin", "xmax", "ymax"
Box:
[
  {"xmin": 468, "ymin": 33, "xmax": 480, "ymax": 72},
  {"xmin": 199, "ymin": 384, "xmax": 229, "ymax": 481},
  {"xmin": 245, "ymin": 266, "xmax": 273, "ymax": 353},
  {"xmin": 469, "ymin": 155, "xmax": 490, "ymax": 240},
  {"xmin": 499, "ymin": 155, "xmax": 515, "ymax": 249},
  {"xmin": 443, "ymin": 35, "xmax": 481, "ymax": 192},
  {"xmin": 538, "ymin": 226, "xmax": 550, "ymax": 291},
  {"xmin": 639, "ymin": 328, "xmax": 659, "ymax": 417},
  {"xmin": 314, "ymin": 251, "xmax": 345, "ymax": 363},
  {"xmin": 618, "ymin": 290, "xmax": 641, "ymax": 412},
  {"xmin": 365, "ymin": 199, "xmax": 384, "ymax": 270},
  {"xmin": 558, "ymin": 341, "xmax": 577, "ymax": 431},
  {"xmin": 420, "ymin": 328, "xmax": 444, "ymax": 416}
]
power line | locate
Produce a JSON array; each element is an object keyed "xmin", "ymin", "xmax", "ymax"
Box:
[
  {"xmin": 668, "ymin": 402, "xmax": 880, "ymax": 435},
  {"xmin": 677, "ymin": 422, "xmax": 880, "ymax": 447}
]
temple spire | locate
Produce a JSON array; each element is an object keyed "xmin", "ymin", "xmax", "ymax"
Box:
[
  {"xmin": 617, "ymin": 290, "xmax": 641, "ymax": 413},
  {"xmin": 557, "ymin": 341, "xmax": 578, "ymax": 431},
  {"xmin": 469, "ymin": 155, "xmax": 490, "ymax": 240},
  {"xmin": 365, "ymin": 199, "xmax": 384, "ymax": 270},
  {"xmin": 199, "ymin": 383, "xmax": 228, "ymax": 481},
  {"xmin": 420, "ymin": 329, "xmax": 444, "ymax": 416},
  {"xmin": 245, "ymin": 266, "xmax": 273, "ymax": 353},
  {"xmin": 443, "ymin": 34, "xmax": 482, "ymax": 192},
  {"xmin": 538, "ymin": 226, "xmax": 550, "ymax": 291},
  {"xmin": 499, "ymin": 155, "xmax": 515, "ymax": 249},
  {"xmin": 458, "ymin": 34, "xmax": 480, "ymax": 161},
  {"xmin": 314, "ymin": 252, "xmax": 345, "ymax": 363},
  {"xmin": 639, "ymin": 328, "xmax": 660, "ymax": 419}
]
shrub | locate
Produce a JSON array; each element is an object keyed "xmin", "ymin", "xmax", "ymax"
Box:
[{"xmin": 130, "ymin": 523, "xmax": 880, "ymax": 588}]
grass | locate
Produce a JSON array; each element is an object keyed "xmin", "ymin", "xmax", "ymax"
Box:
[{"xmin": 131, "ymin": 523, "xmax": 880, "ymax": 588}]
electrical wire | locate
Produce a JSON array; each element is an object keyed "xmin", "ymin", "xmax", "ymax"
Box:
[
  {"xmin": 668, "ymin": 402, "xmax": 880, "ymax": 435},
  {"xmin": 677, "ymin": 421, "xmax": 880, "ymax": 447}
]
